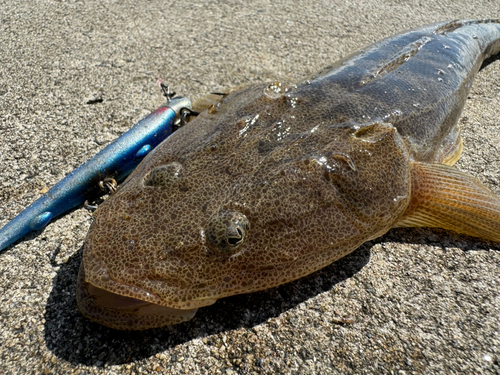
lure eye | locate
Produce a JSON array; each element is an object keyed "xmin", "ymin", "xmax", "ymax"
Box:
[{"xmin": 206, "ymin": 210, "xmax": 250, "ymax": 255}]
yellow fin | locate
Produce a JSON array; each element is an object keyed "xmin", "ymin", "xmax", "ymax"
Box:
[
  {"xmin": 395, "ymin": 162, "xmax": 500, "ymax": 242},
  {"xmin": 442, "ymin": 133, "xmax": 463, "ymax": 166}
]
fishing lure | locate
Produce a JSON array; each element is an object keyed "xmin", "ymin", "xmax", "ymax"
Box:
[{"xmin": 0, "ymin": 96, "xmax": 192, "ymax": 252}]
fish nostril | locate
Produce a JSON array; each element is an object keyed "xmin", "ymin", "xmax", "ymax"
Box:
[{"xmin": 143, "ymin": 162, "xmax": 182, "ymax": 187}]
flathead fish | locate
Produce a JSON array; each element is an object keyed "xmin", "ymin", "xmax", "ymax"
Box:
[{"xmin": 77, "ymin": 19, "xmax": 500, "ymax": 330}]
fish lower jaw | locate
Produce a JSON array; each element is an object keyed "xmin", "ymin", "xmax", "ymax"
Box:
[
  {"xmin": 76, "ymin": 263, "xmax": 199, "ymax": 330},
  {"xmin": 77, "ymin": 281, "xmax": 199, "ymax": 330}
]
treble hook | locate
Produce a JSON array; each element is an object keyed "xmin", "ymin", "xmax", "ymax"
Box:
[{"xmin": 160, "ymin": 82, "xmax": 176, "ymax": 102}]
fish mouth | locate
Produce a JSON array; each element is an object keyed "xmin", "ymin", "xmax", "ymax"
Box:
[{"xmin": 76, "ymin": 263, "xmax": 199, "ymax": 330}]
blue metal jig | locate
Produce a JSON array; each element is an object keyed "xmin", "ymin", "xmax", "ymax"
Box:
[{"xmin": 0, "ymin": 97, "xmax": 191, "ymax": 252}]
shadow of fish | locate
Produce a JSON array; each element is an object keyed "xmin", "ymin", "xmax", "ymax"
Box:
[{"xmin": 77, "ymin": 19, "xmax": 500, "ymax": 330}]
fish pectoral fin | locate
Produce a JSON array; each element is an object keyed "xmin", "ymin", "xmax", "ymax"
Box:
[{"xmin": 394, "ymin": 162, "xmax": 500, "ymax": 242}]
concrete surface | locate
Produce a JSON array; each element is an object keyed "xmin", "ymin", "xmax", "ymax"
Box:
[{"xmin": 0, "ymin": 0, "xmax": 499, "ymax": 374}]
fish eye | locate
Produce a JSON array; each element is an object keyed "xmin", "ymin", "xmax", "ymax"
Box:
[
  {"xmin": 143, "ymin": 162, "xmax": 182, "ymax": 187},
  {"xmin": 206, "ymin": 210, "xmax": 250, "ymax": 255}
]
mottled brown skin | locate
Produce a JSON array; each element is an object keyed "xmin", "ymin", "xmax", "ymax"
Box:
[{"xmin": 77, "ymin": 20, "xmax": 500, "ymax": 330}]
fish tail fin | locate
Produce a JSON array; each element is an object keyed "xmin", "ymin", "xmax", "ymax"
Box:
[{"xmin": 394, "ymin": 162, "xmax": 500, "ymax": 242}]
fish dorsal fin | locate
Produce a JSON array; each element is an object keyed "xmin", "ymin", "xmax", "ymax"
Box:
[{"xmin": 395, "ymin": 162, "xmax": 500, "ymax": 242}]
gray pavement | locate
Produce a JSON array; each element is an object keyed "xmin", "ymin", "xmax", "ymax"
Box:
[{"xmin": 0, "ymin": 0, "xmax": 499, "ymax": 374}]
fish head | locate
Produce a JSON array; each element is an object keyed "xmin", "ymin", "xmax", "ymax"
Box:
[{"xmin": 77, "ymin": 86, "xmax": 411, "ymax": 330}]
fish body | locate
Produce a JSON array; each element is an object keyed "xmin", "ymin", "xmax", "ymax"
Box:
[{"xmin": 77, "ymin": 20, "xmax": 500, "ymax": 330}]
